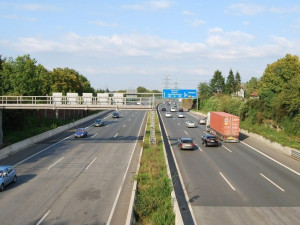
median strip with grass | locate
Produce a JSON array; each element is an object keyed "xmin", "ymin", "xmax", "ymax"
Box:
[{"xmin": 134, "ymin": 111, "xmax": 175, "ymax": 224}]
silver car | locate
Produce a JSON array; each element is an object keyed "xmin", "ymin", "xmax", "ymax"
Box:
[
  {"xmin": 186, "ymin": 120, "xmax": 196, "ymax": 128},
  {"xmin": 0, "ymin": 165, "xmax": 17, "ymax": 192}
]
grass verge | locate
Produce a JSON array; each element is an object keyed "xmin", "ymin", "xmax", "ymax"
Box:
[{"xmin": 134, "ymin": 111, "xmax": 175, "ymax": 225}]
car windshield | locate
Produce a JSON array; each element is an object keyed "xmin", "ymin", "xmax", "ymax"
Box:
[
  {"xmin": 77, "ymin": 129, "xmax": 85, "ymax": 132},
  {"xmin": 95, "ymin": 119, "xmax": 101, "ymax": 123},
  {"xmin": 182, "ymin": 139, "xmax": 193, "ymax": 143}
]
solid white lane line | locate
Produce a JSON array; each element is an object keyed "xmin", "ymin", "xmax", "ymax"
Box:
[
  {"xmin": 123, "ymin": 124, "xmax": 126, "ymax": 128},
  {"xmin": 260, "ymin": 173, "xmax": 285, "ymax": 192},
  {"xmin": 47, "ymin": 157, "xmax": 64, "ymax": 170},
  {"xmin": 36, "ymin": 210, "xmax": 51, "ymax": 225},
  {"xmin": 14, "ymin": 135, "xmax": 72, "ymax": 167},
  {"xmin": 107, "ymin": 112, "xmax": 147, "ymax": 225},
  {"xmin": 195, "ymin": 144, "xmax": 202, "ymax": 152},
  {"xmin": 86, "ymin": 157, "xmax": 97, "ymax": 170},
  {"xmin": 222, "ymin": 145, "xmax": 232, "ymax": 153},
  {"xmin": 241, "ymin": 141, "xmax": 300, "ymax": 177},
  {"xmin": 114, "ymin": 133, "xmax": 118, "ymax": 138},
  {"xmin": 219, "ymin": 172, "xmax": 236, "ymax": 191},
  {"xmin": 177, "ymin": 123, "xmax": 180, "ymax": 126},
  {"xmin": 184, "ymin": 130, "xmax": 189, "ymax": 136},
  {"xmin": 106, "ymin": 124, "xmax": 110, "ymax": 128},
  {"xmin": 92, "ymin": 133, "xmax": 98, "ymax": 138}
]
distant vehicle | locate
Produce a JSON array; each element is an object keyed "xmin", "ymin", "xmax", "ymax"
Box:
[
  {"xmin": 112, "ymin": 112, "xmax": 119, "ymax": 118},
  {"xmin": 199, "ymin": 117, "xmax": 207, "ymax": 125},
  {"xmin": 136, "ymin": 101, "xmax": 141, "ymax": 105},
  {"xmin": 170, "ymin": 107, "xmax": 176, "ymax": 112},
  {"xmin": 185, "ymin": 120, "xmax": 196, "ymax": 128},
  {"xmin": 94, "ymin": 119, "xmax": 104, "ymax": 127},
  {"xmin": 202, "ymin": 134, "xmax": 218, "ymax": 147},
  {"xmin": 74, "ymin": 128, "xmax": 88, "ymax": 138},
  {"xmin": 206, "ymin": 112, "xmax": 239, "ymax": 142},
  {"xmin": 161, "ymin": 107, "xmax": 166, "ymax": 111},
  {"xmin": 177, "ymin": 137, "xmax": 195, "ymax": 150},
  {"xmin": 165, "ymin": 112, "xmax": 172, "ymax": 118},
  {"xmin": 178, "ymin": 108, "xmax": 183, "ymax": 112},
  {"xmin": 178, "ymin": 113, "xmax": 185, "ymax": 118},
  {"xmin": 0, "ymin": 165, "xmax": 17, "ymax": 192}
]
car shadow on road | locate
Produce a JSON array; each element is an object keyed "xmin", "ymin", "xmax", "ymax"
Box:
[{"xmin": 3, "ymin": 174, "xmax": 36, "ymax": 191}]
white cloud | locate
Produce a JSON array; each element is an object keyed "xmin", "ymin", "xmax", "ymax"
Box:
[
  {"xmin": 226, "ymin": 3, "xmax": 264, "ymax": 16},
  {"xmin": 270, "ymin": 5, "xmax": 300, "ymax": 14},
  {"xmin": 2, "ymin": 3, "xmax": 61, "ymax": 11},
  {"xmin": 122, "ymin": 1, "xmax": 172, "ymax": 11},
  {"xmin": 184, "ymin": 18, "xmax": 205, "ymax": 27},
  {"xmin": 1, "ymin": 14, "xmax": 36, "ymax": 21},
  {"xmin": 208, "ymin": 27, "xmax": 224, "ymax": 34},
  {"xmin": 90, "ymin": 20, "xmax": 118, "ymax": 27},
  {"xmin": 182, "ymin": 10, "xmax": 195, "ymax": 16}
]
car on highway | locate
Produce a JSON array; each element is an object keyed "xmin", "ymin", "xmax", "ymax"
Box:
[
  {"xmin": 178, "ymin": 108, "xmax": 183, "ymax": 112},
  {"xmin": 112, "ymin": 111, "xmax": 119, "ymax": 118},
  {"xmin": 161, "ymin": 107, "xmax": 166, "ymax": 111},
  {"xmin": 170, "ymin": 107, "xmax": 176, "ymax": 112},
  {"xmin": 201, "ymin": 134, "xmax": 218, "ymax": 147},
  {"xmin": 94, "ymin": 119, "xmax": 104, "ymax": 127},
  {"xmin": 0, "ymin": 165, "xmax": 17, "ymax": 192},
  {"xmin": 165, "ymin": 112, "xmax": 172, "ymax": 118},
  {"xmin": 185, "ymin": 120, "xmax": 196, "ymax": 128},
  {"xmin": 178, "ymin": 113, "xmax": 185, "ymax": 118},
  {"xmin": 74, "ymin": 128, "xmax": 88, "ymax": 138},
  {"xmin": 177, "ymin": 137, "xmax": 195, "ymax": 150},
  {"xmin": 199, "ymin": 117, "xmax": 207, "ymax": 125}
]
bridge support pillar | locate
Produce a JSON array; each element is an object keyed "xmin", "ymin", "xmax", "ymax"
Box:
[{"xmin": 0, "ymin": 110, "xmax": 3, "ymax": 146}]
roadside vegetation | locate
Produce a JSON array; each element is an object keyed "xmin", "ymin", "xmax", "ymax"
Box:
[
  {"xmin": 134, "ymin": 112, "xmax": 175, "ymax": 224},
  {"xmin": 193, "ymin": 54, "xmax": 300, "ymax": 151}
]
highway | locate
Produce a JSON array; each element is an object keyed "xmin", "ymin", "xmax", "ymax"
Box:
[
  {"xmin": 0, "ymin": 110, "xmax": 147, "ymax": 225},
  {"xmin": 158, "ymin": 103, "xmax": 300, "ymax": 225}
]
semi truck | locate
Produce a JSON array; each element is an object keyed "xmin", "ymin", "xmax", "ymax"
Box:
[{"xmin": 206, "ymin": 112, "xmax": 240, "ymax": 142}]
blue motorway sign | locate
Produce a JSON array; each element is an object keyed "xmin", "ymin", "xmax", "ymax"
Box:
[{"xmin": 163, "ymin": 89, "xmax": 197, "ymax": 99}]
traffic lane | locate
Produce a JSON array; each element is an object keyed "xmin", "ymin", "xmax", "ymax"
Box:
[
  {"xmin": 189, "ymin": 111, "xmax": 300, "ymax": 173},
  {"xmin": 0, "ymin": 110, "xmax": 143, "ymax": 224},
  {"xmin": 0, "ymin": 110, "xmax": 113, "ymax": 166},
  {"xmin": 40, "ymin": 142, "xmax": 136, "ymax": 225},
  {"xmin": 37, "ymin": 110, "xmax": 146, "ymax": 225},
  {"xmin": 219, "ymin": 141, "xmax": 300, "ymax": 206},
  {"xmin": 162, "ymin": 113, "xmax": 300, "ymax": 224}
]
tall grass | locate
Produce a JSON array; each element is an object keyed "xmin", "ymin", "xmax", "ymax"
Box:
[{"xmin": 134, "ymin": 112, "xmax": 175, "ymax": 225}]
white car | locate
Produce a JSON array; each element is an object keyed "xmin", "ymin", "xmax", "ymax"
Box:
[
  {"xmin": 186, "ymin": 120, "xmax": 196, "ymax": 128},
  {"xmin": 199, "ymin": 117, "xmax": 207, "ymax": 125},
  {"xmin": 178, "ymin": 113, "xmax": 185, "ymax": 118},
  {"xmin": 171, "ymin": 107, "xmax": 176, "ymax": 112},
  {"xmin": 165, "ymin": 112, "xmax": 172, "ymax": 118}
]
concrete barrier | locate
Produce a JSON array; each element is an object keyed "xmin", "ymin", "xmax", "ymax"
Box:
[{"xmin": 0, "ymin": 111, "xmax": 111, "ymax": 160}]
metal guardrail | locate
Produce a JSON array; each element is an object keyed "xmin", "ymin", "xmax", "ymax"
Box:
[{"xmin": 0, "ymin": 95, "xmax": 163, "ymax": 110}]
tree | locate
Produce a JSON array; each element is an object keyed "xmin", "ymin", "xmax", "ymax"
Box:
[
  {"xmin": 235, "ymin": 71, "xmax": 241, "ymax": 92},
  {"xmin": 209, "ymin": 70, "xmax": 225, "ymax": 93},
  {"xmin": 244, "ymin": 77, "xmax": 259, "ymax": 98},
  {"xmin": 258, "ymin": 54, "xmax": 300, "ymax": 119},
  {"xmin": 0, "ymin": 55, "xmax": 46, "ymax": 95},
  {"xmin": 137, "ymin": 86, "xmax": 148, "ymax": 93},
  {"xmin": 198, "ymin": 82, "xmax": 213, "ymax": 99},
  {"xmin": 225, "ymin": 69, "xmax": 235, "ymax": 94}
]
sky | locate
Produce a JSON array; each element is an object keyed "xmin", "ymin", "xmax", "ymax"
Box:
[{"xmin": 1, "ymin": 0, "xmax": 300, "ymax": 92}]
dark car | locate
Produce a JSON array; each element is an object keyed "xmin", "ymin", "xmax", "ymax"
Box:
[
  {"xmin": 177, "ymin": 137, "xmax": 195, "ymax": 150},
  {"xmin": 74, "ymin": 128, "xmax": 88, "ymax": 138},
  {"xmin": 94, "ymin": 119, "xmax": 104, "ymax": 127},
  {"xmin": 112, "ymin": 112, "xmax": 119, "ymax": 118},
  {"xmin": 0, "ymin": 165, "xmax": 17, "ymax": 192},
  {"xmin": 178, "ymin": 108, "xmax": 183, "ymax": 112},
  {"xmin": 202, "ymin": 134, "xmax": 218, "ymax": 147},
  {"xmin": 161, "ymin": 107, "xmax": 166, "ymax": 111}
]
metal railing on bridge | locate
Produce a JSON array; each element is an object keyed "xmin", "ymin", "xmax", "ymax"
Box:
[{"xmin": 0, "ymin": 93, "xmax": 163, "ymax": 110}]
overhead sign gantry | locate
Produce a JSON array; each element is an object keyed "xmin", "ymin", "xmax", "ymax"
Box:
[{"xmin": 162, "ymin": 89, "xmax": 197, "ymax": 99}]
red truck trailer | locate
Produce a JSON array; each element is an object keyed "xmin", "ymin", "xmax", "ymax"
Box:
[{"xmin": 207, "ymin": 112, "xmax": 240, "ymax": 142}]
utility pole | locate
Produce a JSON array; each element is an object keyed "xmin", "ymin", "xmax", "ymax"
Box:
[{"xmin": 163, "ymin": 72, "xmax": 171, "ymax": 89}]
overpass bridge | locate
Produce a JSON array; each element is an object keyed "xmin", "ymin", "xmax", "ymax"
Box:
[{"xmin": 0, "ymin": 93, "xmax": 163, "ymax": 146}]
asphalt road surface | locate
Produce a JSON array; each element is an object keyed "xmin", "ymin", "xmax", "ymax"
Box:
[
  {"xmin": 0, "ymin": 110, "xmax": 146, "ymax": 225},
  {"xmin": 159, "ymin": 103, "xmax": 300, "ymax": 225}
]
